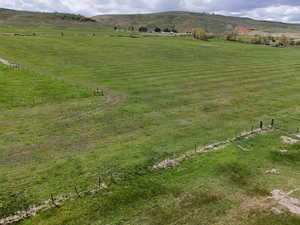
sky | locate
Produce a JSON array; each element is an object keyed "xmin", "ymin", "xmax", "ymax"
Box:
[{"xmin": 1, "ymin": 0, "xmax": 300, "ymax": 23}]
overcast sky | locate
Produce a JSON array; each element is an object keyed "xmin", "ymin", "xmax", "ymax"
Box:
[{"xmin": 1, "ymin": 0, "xmax": 300, "ymax": 23}]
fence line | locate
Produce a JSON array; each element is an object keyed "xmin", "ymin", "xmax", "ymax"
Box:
[{"xmin": 2, "ymin": 119, "xmax": 299, "ymax": 224}]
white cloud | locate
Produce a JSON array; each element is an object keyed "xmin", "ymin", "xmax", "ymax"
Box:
[
  {"xmin": 0, "ymin": 0, "xmax": 300, "ymax": 23},
  {"xmin": 214, "ymin": 5, "xmax": 300, "ymax": 23}
]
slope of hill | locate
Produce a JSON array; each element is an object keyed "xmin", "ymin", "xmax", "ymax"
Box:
[
  {"xmin": 93, "ymin": 11, "xmax": 300, "ymax": 33},
  {"xmin": 0, "ymin": 8, "xmax": 99, "ymax": 28},
  {"xmin": 2, "ymin": 8, "xmax": 300, "ymax": 33},
  {"xmin": 1, "ymin": 32, "xmax": 300, "ymax": 225}
]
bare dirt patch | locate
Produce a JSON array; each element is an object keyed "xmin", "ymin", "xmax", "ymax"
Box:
[
  {"xmin": 237, "ymin": 189, "xmax": 300, "ymax": 217},
  {"xmin": 279, "ymin": 149, "xmax": 289, "ymax": 153},
  {"xmin": 0, "ymin": 57, "xmax": 20, "ymax": 67},
  {"xmin": 265, "ymin": 169, "xmax": 280, "ymax": 175},
  {"xmin": 281, "ymin": 136, "xmax": 299, "ymax": 144},
  {"xmin": 270, "ymin": 189, "xmax": 300, "ymax": 215},
  {"xmin": 153, "ymin": 157, "xmax": 184, "ymax": 169}
]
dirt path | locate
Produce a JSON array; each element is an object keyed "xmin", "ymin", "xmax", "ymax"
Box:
[{"xmin": 0, "ymin": 57, "xmax": 20, "ymax": 67}]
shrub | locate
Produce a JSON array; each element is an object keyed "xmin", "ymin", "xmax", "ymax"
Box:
[
  {"xmin": 138, "ymin": 26, "xmax": 148, "ymax": 32},
  {"xmin": 289, "ymin": 39, "xmax": 296, "ymax": 46},
  {"xmin": 279, "ymin": 34, "xmax": 289, "ymax": 46},
  {"xmin": 154, "ymin": 27, "xmax": 161, "ymax": 33},
  {"xmin": 193, "ymin": 28, "xmax": 208, "ymax": 40},
  {"xmin": 163, "ymin": 28, "xmax": 171, "ymax": 33},
  {"xmin": 295, "ymin": 40, "xmax": 300, "ymax": 46}
]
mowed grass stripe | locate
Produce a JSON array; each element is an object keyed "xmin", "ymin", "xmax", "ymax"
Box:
[
  {"xmin": 95, "ymin": 60, "xmax": 300, "ymax": 83},
  {"xmin": 123, "ymin": 69, "xmax": 298, "ymax": 96},
  {"xmin": 96, "ymin": 61, "xmax": 300, "ymax": 87}
]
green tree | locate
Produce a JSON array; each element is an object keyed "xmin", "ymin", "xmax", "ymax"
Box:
[
  {"xmin": 250, "ymin": 35, "xmax": 263, "ymax": 44},
  {"xmin": 138, "ymin": 26, "xmax": 148, "ymax": 32},
  {"xmin": 224, "ymin": 31, "xmax": 237, "ymax": 41},
  {"xmin": 154, "ymin": 27, "xmax": 161, "ymax": 32}
]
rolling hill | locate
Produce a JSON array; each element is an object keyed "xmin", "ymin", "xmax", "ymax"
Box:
[
  {"xmin": 0, "ymin": 8, "xmax": 99, "ymax": 28},
  {"xmin": 93, "ymin": 11, "xmax": 300, "ymax": 33},
  {"xmin": 2, "ymin": 8, "xmax": 300, "ymax": 34}
]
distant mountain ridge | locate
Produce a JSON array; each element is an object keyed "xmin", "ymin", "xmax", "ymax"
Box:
[
  {"xmin": 93, "ymin": 11, "xmax": 300, "ymax": 33},
  {"xmin": 1, "ymin": 8, "xmax": 300, "ymax": 33}
]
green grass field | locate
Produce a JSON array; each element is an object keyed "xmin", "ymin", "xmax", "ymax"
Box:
[{"xmin": 1, "ymin": 30, "xmax": 300, "ymax": 224}]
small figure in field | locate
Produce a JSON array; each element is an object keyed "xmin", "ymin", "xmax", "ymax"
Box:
[
  {"xmin": 61, "ymin": 32, "xmax": 64, "ymax": 37},
  {"xmin": 95, "ymin": 88, "xmax": 104, "ymax": 96}
]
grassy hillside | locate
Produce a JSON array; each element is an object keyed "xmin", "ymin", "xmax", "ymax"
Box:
[
  {"xmin": 1, "ymin": 32, "xmax": 300, "ymax": 224},
  {"xmin": 93, "ymin": 11, "xmax": 300, "ymax": 33},
  {"xmin": 0, "ymin": 8, "xmax": 99, "ymax": 28},
  {"xmin": 2, "ymin": 8, "xmax": 300, "ymax": 34}
]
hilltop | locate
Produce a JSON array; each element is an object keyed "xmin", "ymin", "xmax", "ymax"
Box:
[
  {"xmin": 93, "ymin": 11, "xmax": 300, "ymax": 33},
  {"xmin": 0, "ymin": 8, "xmax": 99, "ymax": 28},
  {"xmin": 1, "ymin": 8, "xmax": 300, "ymax": 33}
]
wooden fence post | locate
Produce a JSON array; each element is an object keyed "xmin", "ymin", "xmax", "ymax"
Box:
[
  {"xmin": 260, "ymin": 121, "xmax": 264, "ymax": 129},
  {"xmin": 50, "ymin": 194, "xmax": 58, "ymax": 207},
  {"xmin": 271, "ymin": 119, "xmax": 275, "ymax": 129},
  {"xmin": 75, "ymin": 186, "xmax": 80, "ymax": 198},
  {"xmin": 98, "ymin": 176, "xmax": 102, "ymax": 189}
]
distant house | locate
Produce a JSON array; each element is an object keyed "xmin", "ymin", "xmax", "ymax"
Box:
[{"xmin": 235, "ymin": 27, "xmax": 256, "ymax": 35}]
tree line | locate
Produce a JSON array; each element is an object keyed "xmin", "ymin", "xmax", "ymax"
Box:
[
  {"xmin": 193, "ymin": 28, "xmax": 300, "ymax": 47},
  {"xmin": 114, "ymin": 25, "xmax": 300, "ymax": 47},
  {"xmin": 224, "ymin": 31, "xmax": 300, "ymax": 47},
  {"xmin": 114, "ymin": 26, "xmax": 178, "ymax": 33}
]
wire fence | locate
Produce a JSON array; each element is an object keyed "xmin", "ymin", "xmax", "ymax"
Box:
[{"xmin": 1, "ymin": 118, "xmax": 300, "ymax": 225}]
